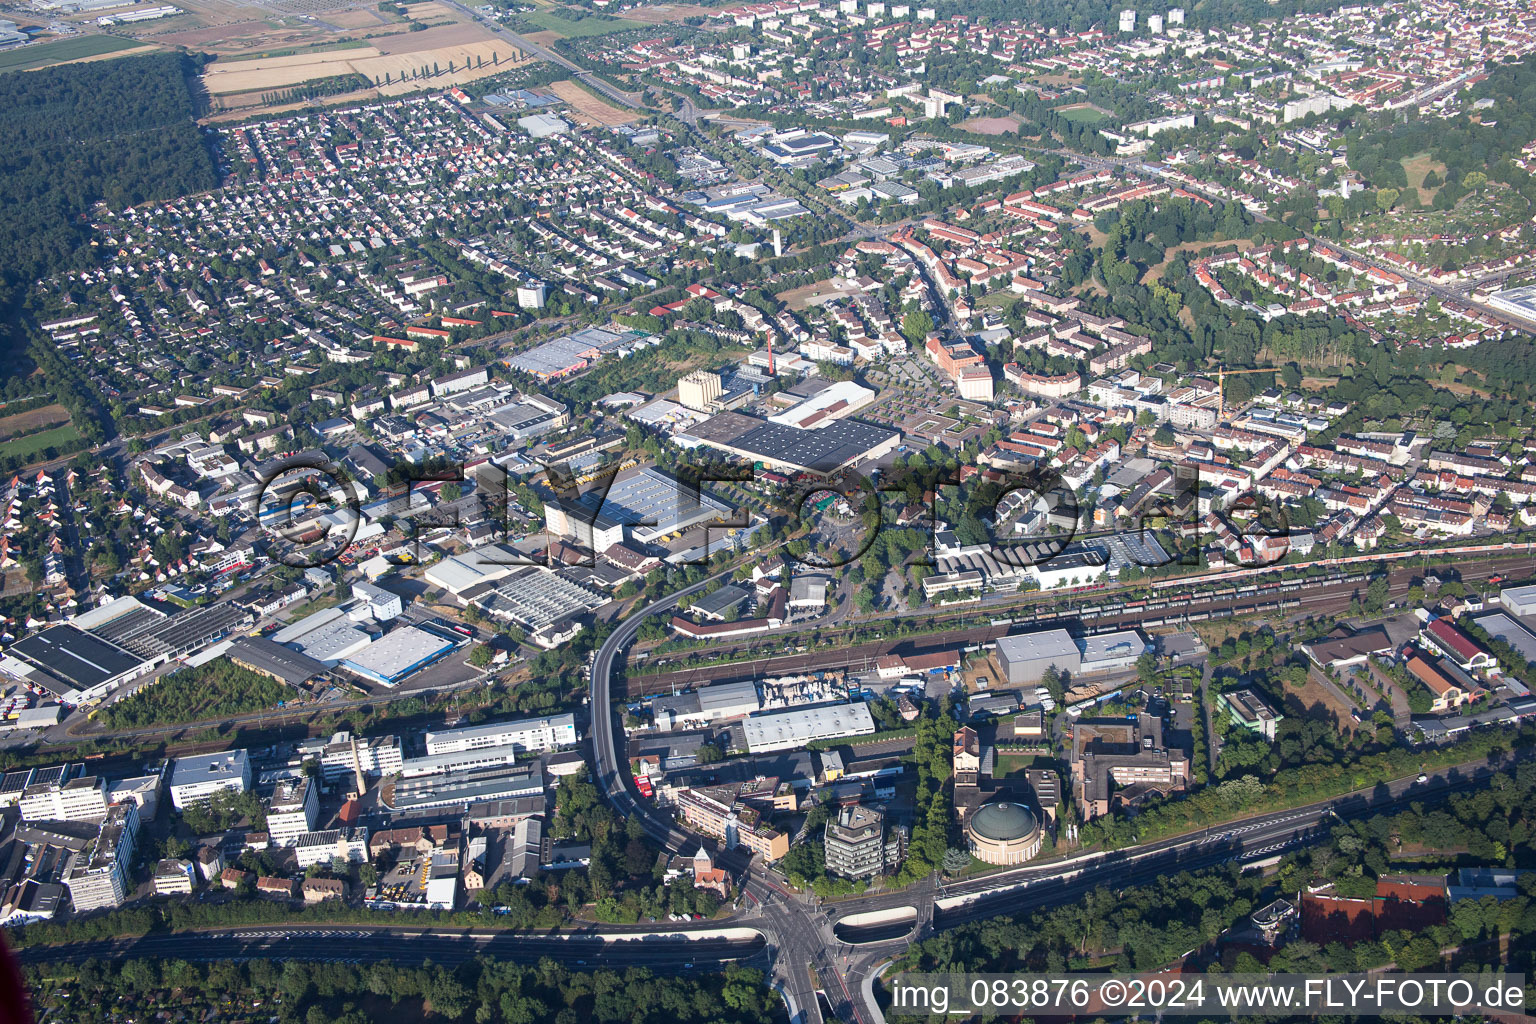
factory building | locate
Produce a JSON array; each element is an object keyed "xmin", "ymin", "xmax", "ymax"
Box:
[
  {"xmin": 996, "ymin": 630, "xmax": 1081, "ymax": 685},
  {"xmin": 652, "ymin": 680, "xmax": 761, "ymax": 731},
  {"xmin": 339, "ymin": 626, "xmax": 458, "ymax": 687},
  {"xmin": 742, "ymin": 702, "xmax": 876, "ymax": 753}
]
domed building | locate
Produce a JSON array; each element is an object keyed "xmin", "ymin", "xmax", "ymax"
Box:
[{"xmin": 965, "ymin": 800, "xmax": 1042, "ymax": 866}]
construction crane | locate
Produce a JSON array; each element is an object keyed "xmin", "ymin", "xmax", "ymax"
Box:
[{"xmin": 1216, "ymin": 366, "xmax": 1280, "ymax": 420}]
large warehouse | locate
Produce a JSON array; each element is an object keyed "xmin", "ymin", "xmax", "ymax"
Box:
[
  {"xmin": 339, "ymin": 626, "xmax": 458, "ymax": 687},
  {"xmin": 600, "ymin": 467, "xmax": 734, "ymax": 544},
  {"xmin": 424, "ymin": 544, "xmax": 524, "ymax": 599},
  {"xmin": 5, "ymin": 625, "xmax": 152, "ymax": 705},
  {"xmin": 1079, "ymin": 630, "xmax": 1149, "ymax": 674},
  {"xmin": 742, "ymin": 701, "xmax": 875, "ymax": 753},
  {"xmin": 680, "ymin": 411, "xmax": 900, "ymax": 478},
  {"xmin": 1499, "ymin": 584, "xmax": 1536, "ymax": 618},
  {"xmin": 652, "ymin": 679, "xmax": 761, "ymax": 731},
  {"xmin": 1487, "ymin": 284, "xmax": 1536, "ymax": 325},
  {"xmin": 995, "ymin": 629, "xmax": 1081, "ymax": 685}
]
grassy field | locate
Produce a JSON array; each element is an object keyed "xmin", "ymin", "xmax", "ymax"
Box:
[
  {"xmin": 0, "ymin": 35, "xmax": 148, "ymax": 73},
  {"xmin": 1055, "ymin": 103, "xmax": 1109, "ymax": 124},
  {"xmin": 0, "ymin": 423, "xmax": 83, "ymax": 462},
  {"xmin": 515, "ymin": 9, "xmax": 648, "ymax": 37},
  {"xmin": 1402, "ymin": 151, "xmax": 1448, "ymax": 205}
]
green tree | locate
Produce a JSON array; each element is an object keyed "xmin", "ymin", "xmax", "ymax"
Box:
[{"xmin": 902, "ymin": 310, "xmax": 934, "ymax": 347}]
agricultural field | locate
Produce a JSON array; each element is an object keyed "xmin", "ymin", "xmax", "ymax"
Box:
[
  {"xmin": 0, "ymin": 35, "xmax": 153, "ymax": 72},
  {"xmin": 200, "ymin": 11, "xmax": 537, "ymax": 110},
  {"xmin": 548, "ymin": 78, "xmax": 637, "ymax": 126}
]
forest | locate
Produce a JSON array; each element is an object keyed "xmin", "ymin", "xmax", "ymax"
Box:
[
  {"xmin": 0, "ymin": 51, "xmax": 217, "ymax": 447},
  {"xmin": 22, "ymin": 956, "xmax": 786, "ymax": 1024}
]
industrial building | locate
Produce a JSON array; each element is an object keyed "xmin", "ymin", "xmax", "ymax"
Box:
[
  {"xmin": 1473, "ymin": 612, "xmax": 1536, "ymax": 665},
  {"xmin": 544, "ymin": 497, "xmax": 625, "ymax": 551},
  {"xmin": 270, "ymin": 608, "xmax": 374, "ymax": 666},
  {"xmin": 767, "ymin": 380, "xmax": 877, "ymax": 430},
  {"xmin": 1499, "ymin": 584, "xmax": 1536, "ymax": 618},
  {"xmin": 996, "ymin": 628, "xmax": 1147, "ymax": 684},
  {"xmin": 1487, "ymin": 284, "xmax": 1536, "ymax": 325},
  {"xmin": 680, "ymin": 410, "xmax": 900, "ymax": 477},
  {"xmin": 169, "ymin": 750, "xmax": 251, "ymax": 810},
  {"xmin": 388, "ymin": 763, "xmax": 544, "ymax": 816},
  {"xmin": 399, "ymin": 742, "xmax": 525, "ymax": 778},
  {"xmin": 741, "ymin": 702, "xmax": 876, "ymax": 753},
  {"xmin": 468, "ymin": 566, "xmax": 606, "ymax": 648},
  {"xmin": 339, "ymin": 625, "xmax": 458, "ymax": 687},
  {"xmin": 679, "ymin": 370, "xmax": 723, "ymax": 412},
  {"xmin": 601, "ymin": 468, "xmax": 735, "ymax": 544},
  {"xmin": 424, "ymin": 712, "xmax": 578, "ymax": 756},
  {"xmin": 1078, "ymin": 630, "xmax": 1149, "ymax": 674},
  {"xmin": 996, "ymin": 630, "xmax": 1081, "ymax": 685},
  {"xmin": 4, "ymin": 624, "xmax": 152, "ymax": 705},
  {"xmin": 351, "ymin": 581, "xmax": 403, "ymax": 621},
  {"xmin": 546, "ymin": 468, "xmax": 733, "ymax": 549},
  {"xmin": 652, "ymin": 679, "xmax": 761, "ymax": 730},
  {"xmin": 227, "ymin": 636, "xmax": 326, "ymax": 686},
  {"xmin": 424, "ymin": 544, "xmax": 525, "ymax": 598}
]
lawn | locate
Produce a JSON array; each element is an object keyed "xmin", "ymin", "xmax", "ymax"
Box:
[
  {"xmin": 1401, "ymin": 151, "xmax": 1447, "ymax": 205},
  {"xmin": 0, "ymin": 36, "xmax": 148, "ymax": 74},
  {"xmin": 0, "ymin": 422, "xmax": 83, "ymax": 463},
  {"xmin": 515, "ymin": 10, "xmax": 648, "ymax": 37},
  {"xmin": 1055, "ymin": 103, "xmax": 1108, "ymax": 124}
]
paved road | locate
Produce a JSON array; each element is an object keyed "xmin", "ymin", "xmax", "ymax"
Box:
[
  {"xmin": 440, "ymin": 0, "xmax": 642, "ymax": 111},
  {"xmin": 15, "ymin": 925, "xmax": 767, "ymax": 970}
]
